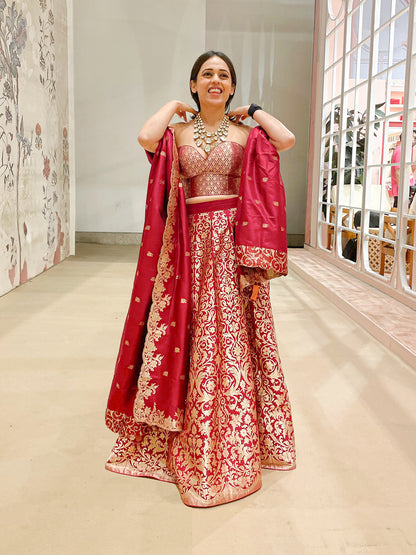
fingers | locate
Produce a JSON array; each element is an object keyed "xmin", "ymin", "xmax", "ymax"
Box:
[{"xmin": 177, "ymin": 103, "xmax": 197, "ymax": 121}]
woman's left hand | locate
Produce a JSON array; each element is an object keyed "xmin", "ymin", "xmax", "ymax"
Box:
[{"xmin": 228, "ymin": 106, "xmax": 250, "ymax": 123}]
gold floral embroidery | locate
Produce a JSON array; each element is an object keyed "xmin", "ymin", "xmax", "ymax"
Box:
[
  {"xmin": 133, "ymin": 136, "xmax": 184, "ymax": 431},
  {"xmin": 106, "ymin": 205, "xmax": 295, "ymax": 507},
  {"xmin": 235, "ymin": 245, "xmax": 288, "ymax": 277}
]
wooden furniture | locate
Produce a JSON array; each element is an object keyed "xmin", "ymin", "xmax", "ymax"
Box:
[
  {"xmin": 326, "ymin": 206, "xmax": 356, "ymax": 250},
  {"xmin": 380, "ymin": 215, "xmax": 415, "ymax": 287}
]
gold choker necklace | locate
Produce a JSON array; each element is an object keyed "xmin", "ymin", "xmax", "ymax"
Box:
[{"xmin": 193, "ymin": 113, "xmax": 230, "ymax": 153}]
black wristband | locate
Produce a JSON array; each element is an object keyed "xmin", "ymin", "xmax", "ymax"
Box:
[{"xmin": 248, "ymin": 103, "xmax": 262, "ymax": 118}]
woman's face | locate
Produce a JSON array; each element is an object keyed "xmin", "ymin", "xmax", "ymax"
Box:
[{"xmin": 191, "ymin": 56, "xmax": 235, "ymax": 109}]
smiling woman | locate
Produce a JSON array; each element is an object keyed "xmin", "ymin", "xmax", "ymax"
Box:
[{"xmin": 105, "ymin": 50, "xmax": 296, "ymax": 507}]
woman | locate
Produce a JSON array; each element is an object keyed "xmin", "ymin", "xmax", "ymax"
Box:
[{"xmin": 105, "ymin": 51, "xmax": 296, "ymax": 507}]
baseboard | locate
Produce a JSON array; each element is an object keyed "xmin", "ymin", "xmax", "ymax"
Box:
[
  {"xmin": 75, "ymin": 232, "xmax": 141, "ymax": 245},
  {"xmin": 76, "ymin": 231, "xmax": 305, "ymax": 248},
  {"xmin": 287, "ymin": 234, "xmax": 305, "ymax": 247}
]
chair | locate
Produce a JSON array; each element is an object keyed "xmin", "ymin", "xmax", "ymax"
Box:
[
  {"xmin": 326, "ymin": 206, "xmax": 357, "ymax": 250},
  {"xmin": 380, "ymin": 215, "xmax": 415, "ymax": 287}
]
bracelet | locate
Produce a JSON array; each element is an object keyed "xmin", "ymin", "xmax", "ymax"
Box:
[{"xmin": 248, "ymin": 103, "xmax": 263, "ymax": 118}]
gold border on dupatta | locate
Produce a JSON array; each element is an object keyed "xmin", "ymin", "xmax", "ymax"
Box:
[
  {"xmin": 133, "ymin": 131, "xmax": 185, "ymax": 432},
  {"xmin": 235, "ymin": 244, "xmax": 288, "ymax": 277}
]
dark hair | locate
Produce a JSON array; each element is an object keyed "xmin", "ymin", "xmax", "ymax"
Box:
[{"xmin": 190, "ymin": 51, "xmax": 237, "ymax": 112}]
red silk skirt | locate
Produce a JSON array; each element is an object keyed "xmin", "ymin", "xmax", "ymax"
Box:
[{"xmin": 105, "ymin": 199, "xmax": 296, "ymax": 507}]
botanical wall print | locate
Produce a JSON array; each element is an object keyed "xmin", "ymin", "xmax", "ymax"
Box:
[{"xmin": 0, "ymin": 0, "xmax": 70, "ymax": 296}]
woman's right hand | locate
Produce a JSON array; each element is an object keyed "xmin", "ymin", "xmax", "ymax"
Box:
[
  {"xmin": 138, "ymin": 101, "xmax": 197, "ymax": 153},
  {"xmin": 174, "ymin": 101, "xmax": 197, "ymax": 122}
]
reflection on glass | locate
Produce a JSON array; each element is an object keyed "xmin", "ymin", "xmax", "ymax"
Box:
[
  {"xmin": 327, "ymin": 18, "xmax": 335, "ymax": 36},
  {"xmin": 355, "ymin": 83, "xmax": 368, "ymax": 120},
  {"xmin": 377, "ymin": 234, "xmax": 396, "ymax": 278},
  {"xmin": 392, "ymin": 10, "xmax": 409, "ymax": 67},
  {"xmin": 322, "ymin": 102, "xmax": 333, "ymax": 124},
  {"xmin": 375, "ymin": 26, "xmax": 391, "ymax": 75},
  {"xmin": 334, "ymin": 20, "xmax": 345, "ymax": 63},
  {"xmin": 403, "ymin": 160, "xmax": 416, "ymax": 208},
  {"xmin": 333, "ymin": 60, "xmax": 344, "ymax": 98},
  {"xmin": 325, "ymin": 31, "xmax": 336, "ymax": 68},
  {"xmin": 328, "ymin": 0, "xmax": 345, "ymax": 22},
  {"xmin": 395, "ymin": 0, "xmax": 409, "ymax": 17},
  {"xmin": 362, "ymin": 233, "xmax": 385, "ymax": 274},
  {"xmin": 367, "ymin": 118, "xmax": 387, "ymax": 168},
  {"xmin": 324, "ymin": 69, "xmax": 334, "ymax": 102},
  {"xmin": 410, "ymin": 56, "xmax": 416, "ymax": 109},
  {"xmin": 378, "ymin": 0, "xmax": 393, "ymax": 29},
  {"xmin": 340, "ymin": 206, "xmax": 358, "ymax": 264},
  {"xmin": 402, "ymin": 209, "xmax": 416, "ymax": 290},
  {"xmin": 358, "ymin": 40, "xmax": 371, "ymax": 81},
  {"xmin": 392, "ymin": 61, "xmax": 407, "ymax": 82},
  {"xmin": 402, "ymin": 246, "xmax": 416, "ymax": 290},
  {"xmin": 366, "ymin": 167, "xmax": 392, "ymax": 211},
  {"xmin": 350, "ymin": 0, "xmax": 372, "ymax": 46}
]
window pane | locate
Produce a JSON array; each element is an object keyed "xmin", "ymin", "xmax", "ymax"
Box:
[
  {"xmin": 360, "ymin": 0, "xmax": 372, "ymax": 42},
  {"xmin": 324, "ymin": 69, "xmax": 334, "ymax": 102},
  {"xmin": 408, "ymin": 55, "xmax": 416, "ymax": 109},
  {"xmin": 325, "ymin": 31, "xmax": 336, "ymax": 68},
  {"xmin": 375, "ymin": 26, "xmax": 391, "ymax": 75},
  {"xmin": 394, "ymin": 0, "xmax": 409, "ymax": 17},
  {"xmin": 328, "ymin": 0, "xmax": 345, "ymax": 22},
  {"xmin": 378, "ymin": 0, "xmax": 393, "ymax": 29},
  {"xmin": 334, "ymin": 19, "xmax": 346, "ymax": 63},
  {"xmin": 367, "ymin": 120, "xmax": 387, "ymax": 167},
  {"xmin": 392, "ymin": 10, "xmax": 409, "ymax": 67},
  {"xmin": 333, "ymin": 60, "xmax": 344, "ymax": 99}
]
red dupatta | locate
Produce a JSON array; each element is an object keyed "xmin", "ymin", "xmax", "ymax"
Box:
[
  {"xmin": 235, "ymin": 126, "xmax": 288, "ymax": 278},
  {"xmin": 106, "ymin": 129, "xmax": 191, "ymax": 435}
]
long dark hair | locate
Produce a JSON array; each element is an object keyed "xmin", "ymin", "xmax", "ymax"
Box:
[{"xmin": 190, "ymin": 51, "xmax": 237, "ymax": 112}]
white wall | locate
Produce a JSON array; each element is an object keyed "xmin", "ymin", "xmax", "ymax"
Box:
[
  {"xmin": 74, "ymin": 0, "xmax": 206, "ymax": 232},
  {"xmin": 74, "ymin": 0, "xmax": 314, "ymax": 237},
  {"xmin": 206, "ymin": 0, "xmax": 315, "ymax": 237}
]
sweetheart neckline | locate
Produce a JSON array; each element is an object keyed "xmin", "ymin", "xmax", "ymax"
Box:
[{"xmin": 178, "ymin": 141, "xmax": 244, "ymax": 160}]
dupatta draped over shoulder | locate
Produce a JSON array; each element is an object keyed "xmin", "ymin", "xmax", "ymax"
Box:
[{"xmin": 105, "ymin": 126, "xmax": 288, "ymax": 436}]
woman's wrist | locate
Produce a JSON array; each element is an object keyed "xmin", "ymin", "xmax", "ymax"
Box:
[{"xmin": 248, "ymin": 103, "xmax": 263, "ymax": 118}]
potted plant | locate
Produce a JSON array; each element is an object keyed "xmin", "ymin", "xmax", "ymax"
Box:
[{"xmin": 323, "ymin": 102, "xmax": 385, "ymax": 207}]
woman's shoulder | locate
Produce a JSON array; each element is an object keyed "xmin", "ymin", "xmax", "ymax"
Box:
[
  {"xmin": 170, "ymin": 121, "xmax": 194, "ymax": 144},
  {"xmin": 228, "ymin": 121, "xmax": 252, "ymax": 147}
]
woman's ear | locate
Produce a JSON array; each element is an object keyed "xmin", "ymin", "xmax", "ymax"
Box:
[{"xmin": 190, "ymin": 80, "xmax": 197, "ymax": 94}]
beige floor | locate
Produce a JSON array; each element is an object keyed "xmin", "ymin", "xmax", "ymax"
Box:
[{"xmin": 1, "ymin": 244, "xmax": 416, "ymax": 555}]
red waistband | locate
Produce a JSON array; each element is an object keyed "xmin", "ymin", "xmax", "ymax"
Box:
[{"xmin": 186, "ymin": 196, "xmax": 238, "ymax": 215}]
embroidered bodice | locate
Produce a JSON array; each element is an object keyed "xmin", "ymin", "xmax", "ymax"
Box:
[{"xmin": 178, "ymin": 141, "xmax": 244, "ymax": 199}]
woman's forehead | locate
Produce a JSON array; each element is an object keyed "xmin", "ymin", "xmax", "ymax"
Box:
[{"xmin": 199, "ymin": 56, "xmax": 230, "ymax": 74}]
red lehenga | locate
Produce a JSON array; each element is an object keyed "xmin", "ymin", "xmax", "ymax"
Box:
[{"xmin": 105, "ymin": 128, "xmax": 296, "ymax": 507}]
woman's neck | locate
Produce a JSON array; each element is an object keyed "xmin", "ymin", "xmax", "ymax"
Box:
[{"xmin": 199, "ymin": 107, "xmax": 226, "ymax": 129}]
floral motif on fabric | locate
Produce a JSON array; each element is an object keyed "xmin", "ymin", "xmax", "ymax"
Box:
[
  {"xmin": 106, "ymin": 425, "xmax": 176, "ymax": 483},
  {"xmin": 168, "ymin": 207, "xmax": 262, "ymax": 506},
  {"xmin": 106, "ymin": 203, "xmax": 295, "ymax": 507},
  {"xmin": 235, "ymin": 244, "xmax": 288, "ymax": 276},
  {"xmin": 133, "ymin": 143, "xmax": 184, "ymax": 431},
  {"xmin": 244, "ymin": 283, "xmax": 296, "ymax": 469}
]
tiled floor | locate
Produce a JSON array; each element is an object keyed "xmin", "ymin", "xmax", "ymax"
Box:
[
  {"xmin": 289, "ymin": 248, "xmax": 416, "ymax": 370},
  {"xmin": 1, "ymin": 244, "xmax": 416, "ymax": 555}
]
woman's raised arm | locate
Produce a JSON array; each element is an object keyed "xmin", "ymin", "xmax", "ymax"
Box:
[
  {"xmin": 137, "ymin": 101, "xmax": 197, "ymax": 153},
  {"xmin": 228, "ymin": 105, "xmax": 295, "ymax": 152}
]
